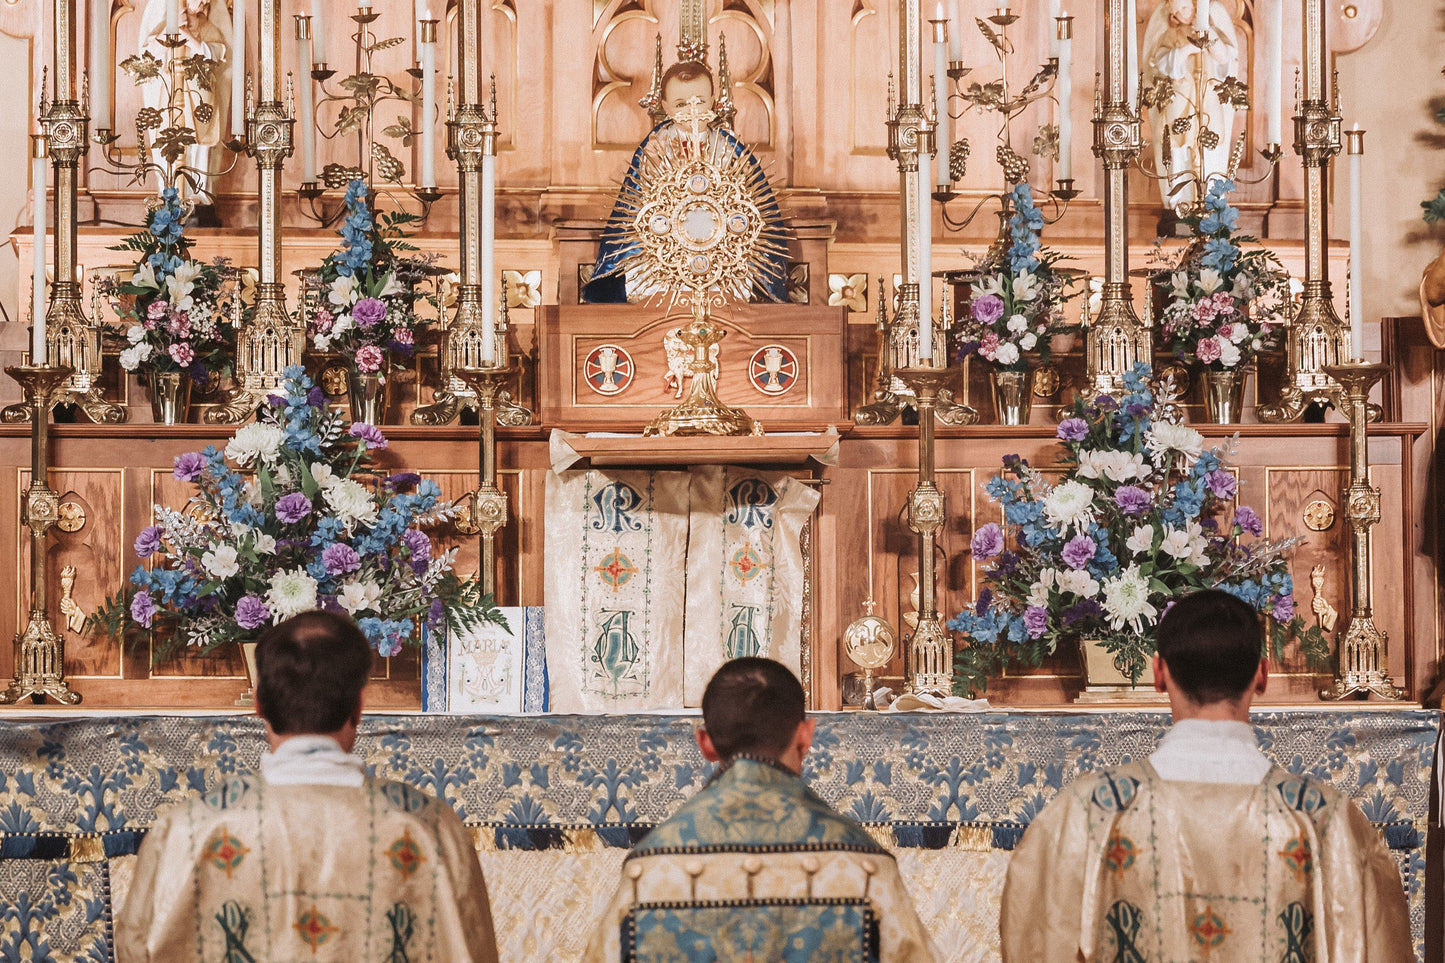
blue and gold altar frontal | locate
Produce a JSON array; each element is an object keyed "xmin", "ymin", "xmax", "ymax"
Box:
[{"xmin": 0, "ymin": 708, "xmax": 1435, "ymax": 961}]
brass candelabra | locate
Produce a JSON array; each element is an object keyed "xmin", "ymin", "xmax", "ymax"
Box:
[
  {"xmin": 1318, "ymin": 362, "xmax": 1403, "ymax": 701},
  {"xmin": 1, "ymin": 363, "xmax": 80, "ymax": 705}
]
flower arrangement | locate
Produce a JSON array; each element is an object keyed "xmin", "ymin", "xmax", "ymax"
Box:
[
  {"xmin": 105, "ymin": 187, "xmax": 237, "ymax": 386},
  {"xmin": 90, "ymin": 366, "xmax": 502, "ymax": 660},
  {"xmin": 948, "ymin": 364, "xmax": 1329, "ymax": 694},
  {"xmin": 305, "ymin": 179, "xmax": 426, "ymax": 377},
  {"xmin": 1155, "ymin": 178, "xmax": 1291, "ymax": 371},
  {"xmin": 956, "ymin": 183, "xmax": 1075, "ymax": 371}
]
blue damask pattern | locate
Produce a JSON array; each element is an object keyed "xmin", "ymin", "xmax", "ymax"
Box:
[{"xmin": 0, "ymin": 709, "xmax": 1435, "ymax": 962}]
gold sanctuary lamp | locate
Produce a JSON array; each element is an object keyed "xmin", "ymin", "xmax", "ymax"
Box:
[
  {"xmin": 1319, "ymin": 361, "xmax": 1403, "ymax": 701},
  {"xmin": 2, "ymin": 363, "xmax": 80, "ymax": 705}
]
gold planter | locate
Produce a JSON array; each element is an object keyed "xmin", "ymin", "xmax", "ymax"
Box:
[
  {"xmin": 347, "ymin": 368, "xmax": 389, "ymax": 425},
  {"xmin": 148, "ymin": 371, "xmax": 192, "ymax": 425},
  {"xmin": 1076, "ymin": 637, "xmax": 1165, "ymax": 703},
  {"xmin": 236, "ymin": 640, "xmax": 260, "ymax": 708},
  {"xmin": 990, "ymin": 368, "xmax": 1034, "ymax": 426},
  {"xmin": 1200, "ymin": 367, "xmax": 1247, "ymax": 424}
]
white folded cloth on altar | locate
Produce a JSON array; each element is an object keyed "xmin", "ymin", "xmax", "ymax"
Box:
[
  {"xmin": 260, "ymin": 735, "xmax": 366, "ymax": 787},
  {"xmin": 883, "ymin": 689, "xmax": 991, "ymax": 712}
]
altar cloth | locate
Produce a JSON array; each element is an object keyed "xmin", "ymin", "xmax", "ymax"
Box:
[{"xmin": 0, "ymin": 708, "xmax": 1434, "ymax": 961}]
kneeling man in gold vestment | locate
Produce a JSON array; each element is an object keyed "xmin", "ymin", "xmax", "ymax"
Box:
[
  {"xmin": 1001, "ymin": 590, "xmax": 1411, "ymax": 962},
  {"xmin": 116, "ymin": 612, "xmax": 499, "ymax": 962},
  {"xmin": 585, "ymin": 657, "xmax": 937, "ymax": 962}
]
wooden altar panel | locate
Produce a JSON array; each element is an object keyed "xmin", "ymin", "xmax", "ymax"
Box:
[{"xmin": 537, "ymin": 303, "xmax": 848, "ymax": 428}]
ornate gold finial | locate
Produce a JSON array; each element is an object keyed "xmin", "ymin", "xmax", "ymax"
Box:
[
  {"xmin": 714, "ymin": 34, "xmax": 736, "ymax": 131},
  {"xmin": 678, "ymin": 0, "xmax": 708, "ymax": 65},
  {"xmin": 640, "ymin": 34, "xmax": 665, "ymax": 126}
]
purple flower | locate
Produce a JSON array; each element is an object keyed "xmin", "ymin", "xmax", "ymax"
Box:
[
  {"xmin": 307, "ymin": 386, "xmax": 328, "ymax": 408},
  {"xmin": 266, "ymin": 393, "xmax": 287, "ymax": 408},
  {"xmin": 403, "ymin": 529, "xmax": 431, "ymax": 574},
  {"xmin": 322, "ymin": 543, "xmax": 362, "ymax": 576},
  {"xmin": 975, "ymin": 588, "xmax": 994, "ymax": 617},
  {"xmin": 970, "ymin": 523, "xmax": 1004, "ymax": 560},
  {"xmin": 1272, "ymin": 595, "xmax": 1296, "ymax": 622},
  {"xmin": 275, "ymin": 492, "xmax": 313, "ymax": 524},
  {"xmin": 1056, "ymin": 417, "xmax": 1088, "ymax": 442},
  {"xmin": 992, "ymin": 550, "xmax": 1019, "ymax": 576},
  {"xmin": 1061, "ymin": 598, "xmax": 1103, "ymax": 626},
  {"xmin": 173, "ymin": 451, "xmax": 207, "ymax": 482},
  {"xmin": 1023, "ymin": 605, "xmax": 1049, "ymax": 639},
  {"xmin": 1114, "ymin": 485, "xmax": 1152, "ymax": 516},
  {"xmin": 349, "ymin": 422, "xmax": 388, "ymax": 450},
  {"xmin": 1205, "ymin": 469, "xmax": 1237, "ymax": 499},
  {"xmin": 134, "ymin": 525, "xmax": 165, "ymax": 558},
  {"xmin": 387, "ymin": 472, "xmax": 422, "ymax": 490},
  {"xmin": 235, "ymin": 595, "xmax": 271, "ymax": 630},
  {"xmin": 1062, "ymin": 534, "xmax": 1097, "ymax": 570},
  {"xmin": 426, "ymin": 597, "xmax": 446, "ymax": 631},
  {"xmin": 1235, "ymin": 505, "xmax": 1263, "ymax": 537},
  {"xmin": 971, "ymin": 294, "xmax": 1005, "ymax": 324},
  {"xmin": 130, "ymin": 590, "xmax": 157, "ymax": 628},
  {"xmin": 351, "ymin": 297, "xmax": 387, "ymax": 328}
]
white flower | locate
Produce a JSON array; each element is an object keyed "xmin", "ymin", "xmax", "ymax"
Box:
[
  {"xmin": 378, "ymin": 273, "xmax": 405, "ymax": 298},
  {"xmin": 1126, "ymin": 524, "xmax": 1154, "ymax": 555},
  {"xmin": 1160, "ymin": 527, "xmax": 1194, "ymax": 560},
  {"xmin": 1006, "ymin": 313, "xmax": 1029, "ymax": 334},
  {"xmin": 132, "ymin": 262, "xmax": 159, "ymax": 290},
  {"xmin": 1076, "ymin": 449, "xmax": 1147, "ymax": 483},
  {"xmin": 313, "ymin": 334, "xmax": 332, "ymax": 352},
  {"xmin": 201, "ymin": 544, "xmax": 241, "ymax": 579},
  {"xmin": 337, "ymin": 579, "xmax": 383, "ymax": 615},
  {"xmin": 266, "ymin": 568, "xmax": 318, "ymax": 621},
  {"xmin": 251, "ymin": 532, "xmax": 277, "ymax": 555},
  {"xmin": 311, "ymin": 463, "xmax": 337, "ymax": 489},
  {"xmin": 1019, "ymin": 332, "xmax": 1038, "ymax": 351},
  {"xmin": 165, "ymin": 260, "xmax": 201, "ymax": 310},
  {"xmin": 225, "ymin": 423, "xmax": 285, "ymax": 467},
  {"xmin": 1216, "ymin": 338, "xmax": 1242, "ymax": 368},
  {"xmin": 1012, "ymin": 271, "xmax": 1040, "ymax": 302},
  {"xmin": 1102, "ymin": 565, "xmax": 1159, "ymax": 632},
  {"xmin": 994, "ymin": 342, "xmax": 1020, "ymax": 366},
  {"xmin": 1144, "ymin": 421, "xmax": 1204, "ymax": 467},
  {"xmin": 323, "ymin": 478, "xmax": 379, "ymax": 526},
  {"xmin": 1170, "ymin": 271, "xmax": 1191, "ymax": 300},
  {"xmin": 1226, "ymin": 322, "xmax": 1250, "ymax": 344},
  {"xmin": 1197, "ymin": 268, "xmax": 1224, "ymax": 294},
  {"xmin": 328, "ymin": 274, "xmax": 360, "ymax": 307},
  {"xmin": 330, "ymin": 315, "xmax": 355, "ymax": 338},
  {"xmin": 1027, "ymin": 568, "xmax": 1058, "ymax": 607},
  {"xmin": 1057, "ymin": 568, "xmax": 1101, "ymax": 599},
  {"xmin": 1044, "ymin": 479, "xmax": 1096, "ymax": 534},
  {"xmin": 972, "ymin": 275, "xmax": 1007, "ymax": 300},
  {"xmin": 126, "ymin": 325, "xmax": 147, "ymax": 345},
  {"xmin": 119, "ymin": 343, "xmax": 153, "ymax": 371}
]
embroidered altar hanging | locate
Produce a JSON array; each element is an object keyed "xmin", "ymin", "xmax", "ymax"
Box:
[
  {"xmin": 544, "ymin": 469, "xmax": 690, "ymax": 711},
  {"xmin": 683, "ymin": 466, "xmax": 819, "ymax": 706}
]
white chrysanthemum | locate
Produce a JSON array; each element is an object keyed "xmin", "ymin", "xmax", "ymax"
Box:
[
  {"xmin": 328, "ymin": 274, "xmax": 360, "ymax": 307},
  {"xmin": 1012, "ymin": 271, "xmax": 1040, "ymax": 302},
  {"xmin": 1102, "ymin": 565, "xmax": 1158, "ymax": 632},
  {"xmin": 1144, "ymin": 421, "xmax": 1204, "ymax": 467},
  {"xmin": 1126, "ymin": 524, "xmax": 1154, "ymax": 556},
  {"xmin": 201, "ymin": 544, "xmax": 241, "ymax": 579},
  {"xmin": 132, "ymin": 262, "xmax": 159, "ymax": 290},
  {"xmin": 225, "ymin": 422, "xmax": 285, "ymax": 467},
  {"xmin": 1076, "ymin": 449, "xmax": 1147, "ymax": 484},
  {"xmin": 324, "ymin": 478, "xmax": 379, "ymax": 526},
  {"xmin": 1197, "ymin": 268, "xmax": 1224, "ymax": 294},
  {"xmin": 119, "ymin": 343, "xmax": 153, "ymax": 371},
  {"xmin": 1056, "ymin": 568, "xmax": 1101, "ymax": 599},
  {"xmin": 994, "ymin": 342, "xmax": 1020, "ymax": 366},
  {"xmin": 337, "ymin": 580, "xmax": 383, "ymax": 615},
  {"xmin": 1044, "ymin": 479, "xmax": 1096, "ymax": 534},
  {"xmin": 266, "ymin": 569, "xmax": 318, "ymax": 621}
]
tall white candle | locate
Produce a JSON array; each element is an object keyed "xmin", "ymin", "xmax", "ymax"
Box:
[
  {"xmin": 1058, "ymin": 15, "xmax": 1072, "ymax": 179},
  {"xmin": 231, "ymin": 0, "xmax": 246, "ymax": 137},
  {"xmin": 89, "ymin": 0, "xmax": 111, "ymax": 130},
  {"xmin": 297, "ymin": 36, "xmax": 317, "ymax": 181},
  {"xmin": 165, "ymin": 0, "xmax": 178, "ymax": 35},
  {"xmin": 420, "ymin": 20, "xmax": 436, "ymax": 187},
  {"xmin": 933, "ymin": 21, "xmax": 950, "ymax": 186},
  {"xmin": 31, "ymin": 149, "xmax": 47, "ymax": 363},
  {"xmin": 1048, "ymin": 0, "xmax": 1061, "ymax": 57},
  {"xmin": 310, "ymin": 0, "xmax": 326, "ymax": 66},
  {"xmin": 948, "ymin": 0, "xmax": 963, "ymax": 60},
  {"xmin": 413, "ymin": 0, "xmax": 426, "ymax": 61},
  {"xmin": 1347, "ymin": 125, "xmax": 1364, "ymax": 359},
  {"xmin": 1125, "ymin": 0, "xmax": 1138, "ymax": 110},
  {"xmin": 482, "ymin": 151, "xmax": 497, "ymax": 363},
  {"xmin": 918, "ymin": 159, "xmax": 934, "ymax": 363},
  {"xmin": 1266, "ymin": 0, "xmax": 1282, "ymax": 146},
  {"xmin": 1193, "ymin": 0, "xmax": 1210, "ymax": 34}
]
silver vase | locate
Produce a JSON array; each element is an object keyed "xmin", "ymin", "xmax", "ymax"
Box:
[
  {"xmin": 148, "ymin": 370, "xmax": 191, "ymax": 425},
  {"xmin": 990, "ymin": 368, "xmax": 1034, "ymax": 426},
  {"xmin": 346, "ymin": 368, "xmax": 389, "ymax": 425},
  {"xmin": 1200, "ymin": 367, "xmax": 1246, "ymax": 424}
]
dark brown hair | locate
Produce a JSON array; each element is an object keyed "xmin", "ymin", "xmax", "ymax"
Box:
[
  {"xmin": 256, "ymin": 611, "xmax": 373, "ymax": 735},
  {"xmin": 661, "ymin": 61, "xmax": 714, "ymax": 97},
  {"xmin": 700, "ymin": 658, "xmax": 805, "ymax": 760},
  {"xmin": 1155, "ymin": 589, "xmax": 1263, "ymax": 704}
]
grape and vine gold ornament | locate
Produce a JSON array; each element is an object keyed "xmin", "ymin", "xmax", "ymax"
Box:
[{"xmin": 606, "ymin": 98, "xmax": 787, "ymax": 436}]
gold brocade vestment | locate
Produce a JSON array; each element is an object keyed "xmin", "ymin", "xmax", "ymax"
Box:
[
  {"xmin": 114, "ymin": 775, "xmax": 499, "ymax": 962},
  {"xmin": 1000, "ymin": 761, "xmax": 1411, "ymax": 962}
]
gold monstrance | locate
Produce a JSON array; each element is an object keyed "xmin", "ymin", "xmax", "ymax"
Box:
[{"xmin": 609, "ymin": 99, "xmax": 787, "ymax": 436}]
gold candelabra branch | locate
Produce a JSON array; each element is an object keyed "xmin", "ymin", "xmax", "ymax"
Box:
[
  {"xmin": 1, "ymin": 363, "xmax": 81, "ymax": 705},
  {"xmin": 1318, "ymin": 362, "xmax": 1404, "ymax": 701}
]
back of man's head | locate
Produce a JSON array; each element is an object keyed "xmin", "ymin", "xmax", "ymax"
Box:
[
  {"xmin": 1155, "ymin": 589, "xmax": 1263, "ymax": 705},
  {"xmin": 256, "ymin": 611, "xmax": 373, "ymax": 735},
  {"xmin": 701, "ymin": 658, "xmax": 805, "ymax": 761}
]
